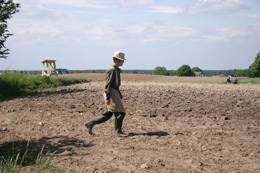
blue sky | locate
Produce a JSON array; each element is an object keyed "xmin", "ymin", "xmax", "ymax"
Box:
[{"xmin": 1, "ymin": 0, "xmax": 260, "ymax": 70}]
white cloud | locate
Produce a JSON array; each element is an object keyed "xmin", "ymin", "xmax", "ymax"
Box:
[
  {"xmin": 202, "ymin": 28, "xmax": 242, "ymax": 43},
  {"xmin": 18, "ymin": 4, "xmax": 72, "ymax": 19},
  {"xmin": 149, "ymin": 5, "xmax": 183, "ymax": 14},
  {"xmin": 186, "ymin": 0, "xmax": 248, "ymax": 15},
  {"xmin": 118, "ymin": 0, "xmax": 156, "ymax": 8},
  {"xmin": 247, "ymin": 24, "xmax": 260, "ymax": 31},
  {"xmin": 9, "ymin": 13, "xmax": 197, "ymax": 48},
  {"xmin": 37, "ymin": 0, "xmax": 108, "ymax": 9},
  {"xmin": 116, "ymin": 0, "xmax": 184, "ymax": 14},
  {"xmin": 10, "ymin": 1, "xmax": 259, "ymax": 47},
  {"xmin": 242, "ymin": 13, "xmax": 260, "ymax": 19}
]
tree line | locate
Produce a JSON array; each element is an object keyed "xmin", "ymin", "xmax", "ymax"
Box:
[{"xmin": 152, "ymin": 53, "xmax": 260, "ymax": 77}]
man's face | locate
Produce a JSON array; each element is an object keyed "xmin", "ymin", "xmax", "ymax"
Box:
[{"xmin": 118, "ymin": 59, "xmax": 124, "ymax": 66}]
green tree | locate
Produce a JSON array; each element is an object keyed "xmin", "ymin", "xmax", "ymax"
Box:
[
  {"xmin": 0, "ymin": 0, "xmax": 20, "ymax": 59},
  {"xmin": 168, "ymin": 70, "xmax": 176, "ymax": 76},
  {"xmin": 248, "ymin": 52, "xmax": 260, "ymax": 77},
  {"xmin": 176, "ymin": 65, "xmax": 195, "ymax": 76},
  {"xmin": 152, "ymin": 66, "xmax": 169, "ymax": 75},
  {"xmin": 235, "ymin": 69, "xmax": 248, "ymax": 77},
  {"xmin": 192, "ymin": 66, "xmax": 204, "ymax": 76},
  {"xmin": 192, "ymin": 67, "xmax": 203, "ymax": 72}
]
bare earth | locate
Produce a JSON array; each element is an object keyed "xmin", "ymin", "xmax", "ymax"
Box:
[{"xmin": 0, "ymin": 74, "xmax": 260, "ymax": 173}]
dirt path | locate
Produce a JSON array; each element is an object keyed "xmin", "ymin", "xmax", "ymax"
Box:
[{"xmin": 1, "ymin": 81, "xmax": 260, "ymax": 173}]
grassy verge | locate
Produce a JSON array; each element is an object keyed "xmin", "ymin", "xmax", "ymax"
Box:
[
  {"xmin": 61, "ymin": 73, "xmax": 260, "ymax": 84},
  {"xmin": 0, "ymin": 73, "xmax": 89, "ymax": 101},
  {"xmin": 237, "ymin": 77, "xmax": 260, "ymax": 84},
  {"xmin": 0, "ymin": 139, "xmax": 65, "ymax": 173},
  {"xmin": 0, "ymin": 72, "xmax": 86, "ymax": 172}
]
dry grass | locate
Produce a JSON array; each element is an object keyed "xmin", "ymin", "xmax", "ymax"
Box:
[{"xmin": 60, "ymin": 73, "xmax": 231, "ymax": 84}]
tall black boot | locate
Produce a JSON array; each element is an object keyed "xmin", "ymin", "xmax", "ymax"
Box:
[
  {"xmin": 114, "ymin": 112, "xmax": 128, "ymax": 137},
  {"xmin": 85, "ymin": 111, "xmax": 113, "ymax": 135}
]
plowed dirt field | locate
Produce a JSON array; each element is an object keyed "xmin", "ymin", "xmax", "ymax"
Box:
[{"xmin": 1, "ymin": 74, "xmax": 259, "ymax": 173}]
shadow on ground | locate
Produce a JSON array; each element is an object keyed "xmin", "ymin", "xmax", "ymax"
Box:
[
  {"xmin": 0, "ymin": 135, "xmax": 93, "ymax": 166},
  {"xmin": 128, "ymin": 131, "xmax": 169, "ymax": 137}
]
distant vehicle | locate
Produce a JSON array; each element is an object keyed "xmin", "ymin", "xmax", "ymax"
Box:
[{"xmin": 56, "ymin": 68, "xmax": 69, "ymax": 74}]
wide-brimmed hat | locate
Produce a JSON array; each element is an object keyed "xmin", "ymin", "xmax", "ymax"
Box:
[{"xmin": 113, "ymin": 51, "xmax": 126, "ymax": 61}]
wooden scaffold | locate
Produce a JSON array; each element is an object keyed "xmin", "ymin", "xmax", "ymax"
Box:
[{"xmin": 41, "ymin": 60, "xmax": 58, "ymax": 76}]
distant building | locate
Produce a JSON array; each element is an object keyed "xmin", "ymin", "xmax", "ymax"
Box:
[
  {"xmin": 56, "ymin": 68, "xmax": 69, "ymax": 74},
  {"xmin": 194, "ymin": 71, "xmax": 205, "ymax": 77}
]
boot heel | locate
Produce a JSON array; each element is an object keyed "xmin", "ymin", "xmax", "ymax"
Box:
[
  {"xmin": 85, "ymin": 122, "xmax": 94, "ymax": 135},
  {"xmin": 116, "ymin": 130, "xmax": 128, "ymax": 137}
]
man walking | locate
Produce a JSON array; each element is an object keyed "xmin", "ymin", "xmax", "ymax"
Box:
[{"xmin": 85, "ymin": 51, "xmax": 128, "ymax": 137}]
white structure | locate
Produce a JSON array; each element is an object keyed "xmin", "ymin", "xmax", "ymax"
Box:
[{"xmin": 41, "ymin": 60, "xmax": 58, "ymax": 76}]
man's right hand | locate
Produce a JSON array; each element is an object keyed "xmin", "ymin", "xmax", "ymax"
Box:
[{"xmin": 106, "ymin": 99, "xmax": 110, "ymax": 105}]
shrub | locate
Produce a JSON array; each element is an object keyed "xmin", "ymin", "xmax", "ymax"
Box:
[
  {"xmin": 248, "ymin": 52, "xmax": 260, "ymax": 77},
  {"xmin": 0, "ymin": 73, "xmax": 88, "ymax": 101},
  {"xmin": 176, "ymin": 65, "xmax": 195, "ymax": 76},
  {"xmin": 152, "ymin": 66, "xmax": 170, "ymax": 76}
]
